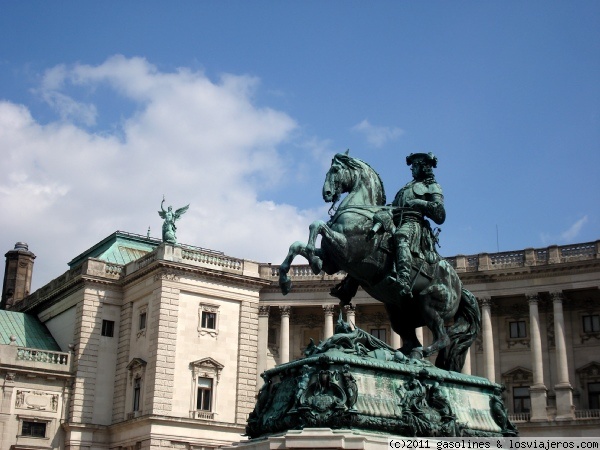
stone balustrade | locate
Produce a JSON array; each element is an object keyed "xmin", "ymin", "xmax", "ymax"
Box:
[
  {"xmin": 0, "ymin": 345, "xmax": 72, "ymax": 373},
  {"xmin": 261, "ymin": 240, "xmax": 600, "ymax": 279}
]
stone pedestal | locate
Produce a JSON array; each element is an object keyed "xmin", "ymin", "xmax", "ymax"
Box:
[
  {"xmin": 554, "ymin": 383, "xmax": 576, "ymax": 421},
  {"xmin": 246, "ymin": 324, "xmax": 517, "ymax": 440},
  {"xmin": 225, "ymin": 428, "xmax": 396, "ymax": 450}
]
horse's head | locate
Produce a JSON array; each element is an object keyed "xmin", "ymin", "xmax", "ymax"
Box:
[{"xmin": 322, "ymin": 152, "xmax": 386, "ymax": 206}]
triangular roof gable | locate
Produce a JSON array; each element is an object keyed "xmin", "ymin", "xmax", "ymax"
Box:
[
  {"xmin": 502, "ymin": 366, "xmax": 533, "ymax": 379},
  {"xmin": 126, "ymin": 357, "xmax": 147, "ymax": 370}
]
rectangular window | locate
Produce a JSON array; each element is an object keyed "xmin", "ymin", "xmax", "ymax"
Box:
[
  {"xmin": 589, "ymin": 382, "xmax": 600, "ymax": 410},
  {"xmin": 583, "ymin": 315, "xmax": 600, "ymax": 333},
  {"xmin": 139, "ymin": 312, "xmax": 147, "ymax": 331},
  {"xmin": 509, "ymin": 321, "xmax": 527, "ymax": 338},
  {"xmin": 133, "ymin": 378, "xmax": 141, "ymax": 411},
  {"xmin": 201, "ymin": 311, "xmax": 217, "ymax": 329},
  {"xmin": 101, "ymin": 320, "xmax": 115, "ymax": 337},
  {"xmin": 21, "ymin": 420, "xmax": 47, "ymax": 437},
  {"xmin": 370, "ymin": 328, "xmax": 387, "ymax": 342},
  {"xmin": 513, "ymin": 386, "xmax": 531, "ymax": 413},
  {"xmin": 197, "ymin": 377, "xmax": 213, "ymax": 411}
]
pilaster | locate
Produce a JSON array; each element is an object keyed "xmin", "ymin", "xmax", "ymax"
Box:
[
  {"xmin": 257, "ymin": 305, "xmax": 270, "ymax": 390},
  {"xmin": 236, "ymin": 299, "xmax": 259, "ymax": 423}
]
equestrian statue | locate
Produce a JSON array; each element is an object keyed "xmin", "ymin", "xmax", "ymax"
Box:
[{"xmin": 278, "ymin": 151, "xmax": 481, "ymax": 372}]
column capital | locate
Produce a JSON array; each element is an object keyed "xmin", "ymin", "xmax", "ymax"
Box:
[
  {"xmin": 343, "ymin": 304, "xmax": 356, "ymax": 313},
  {"xmin": 527, "ymin": 294, "xmax": 540, "ymax": 305},
  {"xmin": 258, "ymin": 305, "xmax": 270, "ymax": 317},
  {"xmin": 550, "ymin": 291, "xmax": 566, "ymax": 304},
  {"xmin": 279, "ymin": 305, "xmax": 291, "ymax": 317},
  {"xmin": 479, "ymin": 297, "xmax": 493, "ymax": 308},
  {"xmin": 323, "ymin": 304, "xmax": 336, "ymax": 316}
]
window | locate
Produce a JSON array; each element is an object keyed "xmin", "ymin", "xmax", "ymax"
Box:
[
  {"xmin": 509, "ymin": 321, "xmax": 527, "ymax": 338},
  {"xmin": 370, "ymin": 328, "xmax": 387, "ymax": 342},
  {"xmin": 101, "ymin": 320, "xmax": 115, "ymax": 337},
  {"xmin": 139, "ymin": 312, "xmax": 147, "ymax": 331},
  {"xmin": 589, "ymin": 382, "xmax": 600, "ymax": 410},
  {"xmin": 21, "ymin": 420, "xmax": 47, "ymax": 438},
  {"xmin": 513, "ymin": 386, "xmax": 531, "ymax": 413},
  {"xmin": 583, "ymin": 315, "xmax": 600, "ymax": 333},
  {"xmin": 197, "ymin": 377, "xmax": 213, "ymax": 411},
  {"xmin": 201, "ymin": 311, "xmax": 216, "ymax": 329},
  {"xmin": 133, "ymin": 377, "xmax": 141, "ymax": 412},
  {"xmin": 198, "ymin": 303, "xmax": 220, "ymax": 337}
]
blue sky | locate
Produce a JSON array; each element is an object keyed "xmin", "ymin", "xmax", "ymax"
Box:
[{"xmin": 1, "ymin": 2, "xmax": 599, "ymax": 290}]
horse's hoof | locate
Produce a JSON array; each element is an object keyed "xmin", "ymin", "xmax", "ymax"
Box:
[
  {"xmin": 310, "ymin": 259, "xmax": 323, "ymax": 275},
  {"xmin": 280, "ymin": 278, "xmax": 292, "ymax": 295}
]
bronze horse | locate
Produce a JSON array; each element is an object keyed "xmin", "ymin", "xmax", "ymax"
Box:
[{"xmin": 278, "ymin": 153, "xmax": 480, "ymax": 372}]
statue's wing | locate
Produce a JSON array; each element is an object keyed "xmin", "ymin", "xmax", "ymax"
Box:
[
  {"xmin": 158, "ymin": 210, "xmax": 166, "ymax": 219},
  {"xmin": 174, "ymin": 204, "xmax": 190, "ymax": 219}
]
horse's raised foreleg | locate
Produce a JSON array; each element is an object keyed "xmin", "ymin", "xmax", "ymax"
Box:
[
  {"xmin": 279, "ymin": 241, "xmax": 308, "ymax": 295},
  {"xmin": 306, "ymin": 220, "xmax": 327, "ymax": 274}
]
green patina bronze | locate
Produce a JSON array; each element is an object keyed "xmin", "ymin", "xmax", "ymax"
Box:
[
  {"xmin": 279, "ymin": 151, "xmax": 479, "ymax": 372},
  {"xmin": 158, "ymin": 196, "xmax": 189, "ymax": 244},
  {"xmin": 246, "ymin": 316, "xmax": 518, "ymax": 439},
  {"xmin": 248, "ymin": 151, "xmax": 517, "ymax": 439}
]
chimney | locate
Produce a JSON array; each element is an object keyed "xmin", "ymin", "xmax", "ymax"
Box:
[{"xmin": 1, "ymin": 242, "xmax": 36, "ymax": 310}]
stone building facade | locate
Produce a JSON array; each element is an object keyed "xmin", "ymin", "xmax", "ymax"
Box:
[{"xmin": 1, "ymin": 233, "xmax": 599, "ymax": 448}]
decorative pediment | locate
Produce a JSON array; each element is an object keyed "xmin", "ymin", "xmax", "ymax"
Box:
[
  {"xmin": 126, "ymin": 357, "xmax": 147, "ymax": 371},
  {"xmin": 502, "ymin": 366, "xmax": 533, "ymax": 384},
  {"xmin": 127, "ymin": 357, "xmax": 147, "ymax": 384},
  {"xmin": 190, "ymin": 357, "xmax": 224, "ymax": 370},
  {"xmin": 190, "ymin": 357, "xmax": 224, "ymax": 383},
  {"xmin": 576, "ymin": 361, "xmax": 600, "ymax": 378}
]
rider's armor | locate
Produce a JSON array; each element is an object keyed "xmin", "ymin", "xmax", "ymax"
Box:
[{"xmin": 391, "ymin": 177, "xmax": 445, "ymax": 296}]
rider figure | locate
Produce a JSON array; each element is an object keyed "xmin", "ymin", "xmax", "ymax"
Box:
[
  {"xmin": 387, "ymin": 152, "xmax": 445, "ymax": 296},
  {"xmin": 330, "ymin": 152, "xmax": 444, "ymax": 303}
]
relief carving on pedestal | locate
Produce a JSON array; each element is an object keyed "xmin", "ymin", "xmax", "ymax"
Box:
[{"xmin": 15, "ymin": 390, "xmax": 59, "ymax": 411}]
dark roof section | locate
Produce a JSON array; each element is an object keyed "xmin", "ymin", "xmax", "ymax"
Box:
[
  {"xmin": 0, "ymin": 310, "xmax": 61, "ymax": 350},
  {"xmin": 68, "ymin": 231, "xmax": 161, "ymax": 268}
]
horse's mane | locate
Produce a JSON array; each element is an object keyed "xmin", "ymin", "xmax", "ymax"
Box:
[{"xmin": 332, "ymin": 153, "xmax": 386, "ymax": 205}]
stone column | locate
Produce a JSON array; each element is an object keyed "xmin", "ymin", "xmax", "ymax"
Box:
[
  {"xmin": 480, "ymin": 298, "xmax": 495, "ymax": 382},
  {"xmin": 527, "ymin": 294, "xmax": 548, "ymax": 421},
  {"xmin": 415, "ymin": 327, "xmax": 424, "ymax": 348},
  {"xmin": 391, "ymin": 330, "xmax": 401, "ymax": 350},
  {"xmin": 461, "ymin": 348, "xmax": 471, "ymax": 375},
  {"xmin": 344, "ymin": 305, "xmax": 356, "ymax": 330},
  {"xmin": 323, "ymin": 305, "xmax": 335, "ymax": 339},
  {"xmin": 551, "ymin": 292, "xmax": 575, "ymax": 420},
  {"xmin": 257, "ymin": 305, "xmax": 270, "ymax": 390},
  {"xmin": 279, "ymin": 306, "xmax": 291, "ymax": 365}
]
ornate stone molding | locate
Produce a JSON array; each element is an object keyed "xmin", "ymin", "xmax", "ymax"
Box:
[
  {"xmin": 198, "ymin": 303, "xmax": 220, "ymax": 338},
  {"xmin": 154, "ymin": 269, "xmax": 181, "ymax": 282},
  {"xmin": 127, "ymin": 357, "xmax": 147, "ymax": 385},
  {"xmin": 15, "ymin": 390, "xmax": 59, "ymax": 411},
  {"xmin": 279, "ymin": 306, "xmax": 291, "ymax": 317},
  {"xmin": 258, "ymin": 305, "xmax": 270, "ymax": 317},
  {"xmin": 190, "ymin": 357, "xmax": 224, "ymax": 383},
  {"xmin": 323, "ymin": 305, "xmax": 336, "ymax": 316}
]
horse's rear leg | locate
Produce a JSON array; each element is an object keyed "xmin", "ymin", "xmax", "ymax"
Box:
[
  {"xmin": 385, "ymin": 304, "xmax": 423, "ymax": 357},
  {"xmin": 421, "ymin": 289, "xmax": 451, "ymax": 357}
]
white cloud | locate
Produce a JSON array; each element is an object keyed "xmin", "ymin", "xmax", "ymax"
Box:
[
  {"xmin": 561, "ymin": 215, "xmax": 589, "ymax": 241},
  {"xmin": 540, "ymin": 215, "xmax": 589, "ymax": 245},
  {"xmin": 352, "ymin": 119, "xmax": 403, "ymax": 148},
  {"xmin": 0, "ymin": 56, "xmax": 324, "ymax": 289}
]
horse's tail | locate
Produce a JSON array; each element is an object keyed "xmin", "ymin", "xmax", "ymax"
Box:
[{"xmin": 435, "ymin": 288, "xmax": 481, "ymax": 372}]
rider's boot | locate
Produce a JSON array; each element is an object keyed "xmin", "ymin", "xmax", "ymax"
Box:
[{"xmin": 388, "ymin": 242, "xmax": 413, "ymax": 297}]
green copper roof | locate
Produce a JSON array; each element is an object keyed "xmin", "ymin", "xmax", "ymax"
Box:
[
  {"xmin": 68, "ymin": 231, "xmax": 161, "ymax": 268},
  {"xmin": 0, "ymin": 310, "xmax": 61, "ymax": 350}
]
